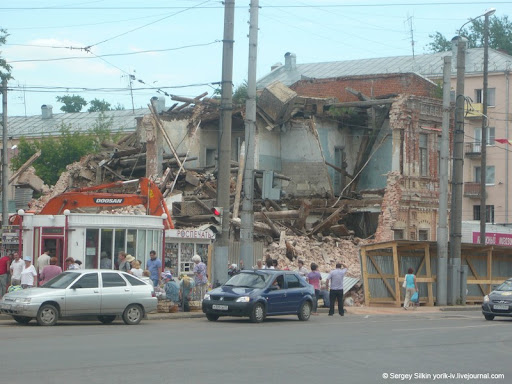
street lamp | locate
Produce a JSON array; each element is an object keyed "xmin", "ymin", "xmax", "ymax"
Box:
[
  {"xmin": 449, "ymin": 8, "xmax": 496, "ymax": 305},
  {"xmin": 480, "ymin": 7, "xmax": 496, "ymax": 245}
]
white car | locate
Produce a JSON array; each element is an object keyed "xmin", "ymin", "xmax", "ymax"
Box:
[{"xmin": 0, "ymin": 270, "xmax": 157, "ymax": 326}]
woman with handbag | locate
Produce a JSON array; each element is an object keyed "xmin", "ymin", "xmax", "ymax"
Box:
[{"xmin": 403, "ymin": 267, "xmax": 417, "ymax": 310}]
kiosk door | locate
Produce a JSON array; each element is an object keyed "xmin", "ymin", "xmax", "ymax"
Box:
[{"xmin": 41, "ymin": 237, "xmax": 64, "ymax": 269}]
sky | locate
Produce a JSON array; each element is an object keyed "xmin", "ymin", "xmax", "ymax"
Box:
[{"xmin": 1, "ymin": 0, "xmax": 511, "ymax": 117}]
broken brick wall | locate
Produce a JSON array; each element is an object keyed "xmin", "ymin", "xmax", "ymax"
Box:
[
  {"xmin": 290, "ymin": 73, "xmax": 438, "ymax": 102},
  {"xmin": 375, "ymin": 95, "xmax": 446, "ymax": 242}
]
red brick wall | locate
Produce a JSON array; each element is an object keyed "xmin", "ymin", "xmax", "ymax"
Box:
[{"xmin": 290, "ymin": 73, "xmax": 438, "ymax": 102}]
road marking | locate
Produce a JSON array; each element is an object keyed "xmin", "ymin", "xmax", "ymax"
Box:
[{"xmin": 393, "ymin": 323, "xmax": 501, "ymax": 332}]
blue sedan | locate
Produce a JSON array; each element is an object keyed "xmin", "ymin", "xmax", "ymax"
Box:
[{"xmin": 202, "ymin": 270, "xmax": 315, "ymax": 323}]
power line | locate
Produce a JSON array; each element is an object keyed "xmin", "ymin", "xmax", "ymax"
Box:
[
  {"xmin": 85, "ymin": 0, "xmax": 214, "ymax": 49},
  {"xmin": 7, "ymin": 41, "xmax": 221, "ymax": 63},
  {"xmin": 3, "ymin": 2, "xmax": 512, "ymax": 10}
]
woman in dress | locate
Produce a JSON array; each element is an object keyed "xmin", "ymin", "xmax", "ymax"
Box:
[
  {"xmin": 20, "ymin": 257, "xmax": 37, "ymax": 289},
  {"xmin": 191, "ymin": 254, "xmax": 208, "ymax": 301}
]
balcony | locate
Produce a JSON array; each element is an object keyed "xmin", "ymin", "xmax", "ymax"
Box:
[
  {"xmin": 465, "ymin": 142, "xmax": 481, "ymax": 158},
  {"xmin": 465, "ymin": 103, "xmax": 483, "ymax": 119},
  {"xmin": 464, "ymin": 182, "xmax": 481, "ymax": 198}
]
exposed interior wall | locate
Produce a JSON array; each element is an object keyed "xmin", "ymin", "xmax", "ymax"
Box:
[
  {"xmin": 357, "ymin": 121, "xmax": 392, "ymax": 191},
  {"xmin": 279, "ymin": 119, "xmax": 332, "ymax": 196},
  {"xmin": 257, "ymin": 124, "xmax": 281, "ymax": 172}
]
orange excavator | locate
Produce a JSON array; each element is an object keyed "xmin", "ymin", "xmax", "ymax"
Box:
[{"xmin": 12, "ymin": 177, "xmax": 174, "ymax": 229}]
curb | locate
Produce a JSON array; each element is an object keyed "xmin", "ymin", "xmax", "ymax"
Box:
[{"xmin": 439, "ymin": 305, "xmax": 481, "ymax": 312}]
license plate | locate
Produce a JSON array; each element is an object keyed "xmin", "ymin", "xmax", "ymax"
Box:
[
  {"xmin": 212, "ymin": 304, "xmax": 228, "ymax": 310},
  {"xmin": 0, "ymin": 304, "xmax": 10, "ymax": 310},
  {"xmin": 493, "ymin": 305, "xmax": 509, "ymax": 310}
]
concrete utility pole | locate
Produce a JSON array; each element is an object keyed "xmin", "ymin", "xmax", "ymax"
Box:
[
  {"xmin": 213, "ymin": 0, "xmax": 235, "ymax": 286},
  {"xmin": 479, "ymin": 9, "xmax": 495, "ymax": 243},
  {"xmin": 2, "ymin": 79, "xmax": 8, "ymax": 229},
  {"xmin": 449, "ymin": 36, "xmax": 466, "ymax": 305},
  {"xmin": 240, "ymin": 0, "xmax": 259, "ymax": 270},
  {"xmin": 437, "ymin": 56, "xmax": 451, "ymax": 306}
]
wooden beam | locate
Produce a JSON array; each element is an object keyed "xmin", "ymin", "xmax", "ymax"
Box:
[
  {"xmin": 361, "ymin": 248, "xmax": 371, "ymax": 306},
  {"xmin": 392, "ymin": 243, "xmax": 400, "ymax": 307},
  {"xmin": 487, "ymin": 248, "xmax": 493, "ymax": 295},
  {"xmin": 192, "ymin": 196, "xmax": 212, "ymax": 214},
  {"xmin": 259, "ymin": 211, "xmax": 281, "ymax": 238},
  {"xmin": 308, "ymin": 204, "xmax": 348, "ymax": 236},
  {"xmin": 232, "ymin": 141, "xmax": 245, "ymax": 220},
  {"xmin": 328, "ymin": 99, "xmax": 397, "ymax": 108},
  {"xmin": 424, "ymin": 243, "xmax": 434, "ymax": 306},
  {"xmin": 8, "ymin": 150, "xmax": 41, "ymax": 184},
  {"xmin": 148, "ymin": 102, "xmax": 184, "ymax": 170}
]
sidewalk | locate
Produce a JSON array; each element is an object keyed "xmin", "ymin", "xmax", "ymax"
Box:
[{"xmin": 0, "ymin": 305, "xmax": 481, "ymax": 322}]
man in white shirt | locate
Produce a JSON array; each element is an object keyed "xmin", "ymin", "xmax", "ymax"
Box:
[
  {"xmin": 10, "ymin": 252, "xmax": 24, "ymax": 286},
  {"xmin": 326, "ymin": 263, "xmax": 348, "ymax": 317},
  {"xmin": 37, "ymin": 250, "xmax": 51, "ymax": 276}
]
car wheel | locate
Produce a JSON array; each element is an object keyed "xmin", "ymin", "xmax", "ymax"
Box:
[
  {"xmin": 13, "ymin": 315, "xmax": 32, "ymax": 324},
  {"xmin": 298, "ymin": 301, "xmax": 312, "ymax": 321},
  {"xmin": 206, "ymin": 313, "xmax": 219, "ymax": 321},
  {"xmin": 36, "ymin": 304, "xmax": 59, "ymax": 326},
  {"xmin": 97, "ymin": 315, "xmax": 117, "ymax": 324},
  {"xmin": 250, "ymin": 302, "xmax": 265, "ymax": 323},
  {"xmin": 484, "ymin": 314, "xmax": 495, "ymax": 321},
  {"xmin": 123, "ymin": 304, "xmax": 143, "ymax": 325}
]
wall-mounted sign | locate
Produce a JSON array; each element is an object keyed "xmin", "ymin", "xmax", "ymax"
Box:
[
  {"xmin": 42, "ymin": 227, "xmax": 64, "ymax": 235},
  {"xmin": 166, "ymin": 229, "xmax": 215, "ymax": 240},
  {"xmin": 473, "ymin": 232, "xmax": 512, "ymax": 247}
]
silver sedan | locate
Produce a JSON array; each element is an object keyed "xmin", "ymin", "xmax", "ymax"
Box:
[{"xmin": 0, "ymin": 270, "xmax": 157, "ymax": 326}]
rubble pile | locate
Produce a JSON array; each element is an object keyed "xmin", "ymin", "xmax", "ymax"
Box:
[{"xmin": 262, "ymin": 235, "xmax": 370, "ymax": 305}]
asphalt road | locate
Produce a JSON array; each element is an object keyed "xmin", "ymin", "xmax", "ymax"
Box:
[{"xmin": 1, "ymin": 311, "xmax": 509, "ymax": 384}]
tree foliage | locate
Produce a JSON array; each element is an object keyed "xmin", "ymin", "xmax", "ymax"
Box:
[
  {"xmin": 56, "ymin": 94, "xmax": 87, "ymax": 113},
  {"xmin": 0, "ymin": 28, "xmax": 13, "ymax": 81},
  {"xmin": 11, "ymin": 115, "xmax": 117, "ymax": 186},
  {"xmin": 88, "ymin": 98, "xmax": 112, "ymax": 112},
  {"xmin": 426, "ymin": 15, "xmax": 512, "ymax": 55},
  {"xmin": 232, "ymin": 81, "xmax": 248, "ymax": 106}
]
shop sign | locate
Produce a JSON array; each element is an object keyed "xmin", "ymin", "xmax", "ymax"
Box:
[
  {"xmin": 473, "ymin": 232, "xmax": 512, "ymax": 246},
  {"xmin": 167, "ymin": 229, "xmax": 215, "ymax": 240},
  {"xmin": 2, "ymin": 232, "xmax": 19, "ymax": 244}
]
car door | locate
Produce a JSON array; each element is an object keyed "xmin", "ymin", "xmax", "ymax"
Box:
[
  {"xmin": 284, "ymin": 274, "xmax": 303, "ymax": 312},
  {"xmin": 64, "ymin": 273, "xmax": 101, "ymax": 316},
  {"xmin": 100, "ymin": 272, "xmax": 132, "ymax": 314},
  {"xmin": 265, "ymin": 274, "xmax": 287, "ymax": 314}
]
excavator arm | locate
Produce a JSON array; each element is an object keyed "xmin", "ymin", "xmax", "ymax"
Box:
[{"xmin": 38, "ymin": 177, "xmax": 174, "ymax": 229}]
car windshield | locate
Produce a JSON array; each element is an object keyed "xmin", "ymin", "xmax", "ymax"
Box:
[
  {"xmin": 224, "ymin": 272, "xmax": 271, "ymax": 288},
  {"xmin": 496, "ymin": 280, "xmax": 512, "ymax": 292},
  {"xmin": 41, "ymin": 272, "xmax": 80, "ymax": 289}
]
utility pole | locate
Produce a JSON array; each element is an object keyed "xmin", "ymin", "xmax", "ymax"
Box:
[
  {"xmin": 449, "ymin": 36, "xmax": 466, "ymax": 305},
  {"xmin": 2, "ymin": 79, "xmax": 8, "ymax": 230},
  {"xmin": 480, "ymin": 10, "xmax": 494, "ymax": 244},
  {"xmin": 240, "ymin": 0, "xmax": 259, "ymax": 270},
  {"xmin": 437, "ymin": 56, "xmax": 451, "ymax": 306},
  {"xmin": 213, "ymin": 0, "xmax": 235, "ymax": 286}
]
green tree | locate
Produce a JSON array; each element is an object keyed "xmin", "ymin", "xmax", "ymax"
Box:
[
  {"xmin": 232, "ymin": 81, "xmax": 248, "ymax": 106},
  {"xmin": 88, "ymin": 98, "xmax": 112, "ymax": 112},
  {"xmin": 426, "ymin": 32, "xmax": 452, "ymax": 53},
  {"xmin": 426, "ymin": 15, "xmax": 512, "ymax": 55},
  {"xmin": 11, "ymin": 115, "xmax": 116, "ymax": 186},
  {"xmin": 0, "ymin": 28, "xmax": 13, "ymax": 81},
  {"xmin": 56, "ymin": 94, "xmax": 87, "ymax": 113}
]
